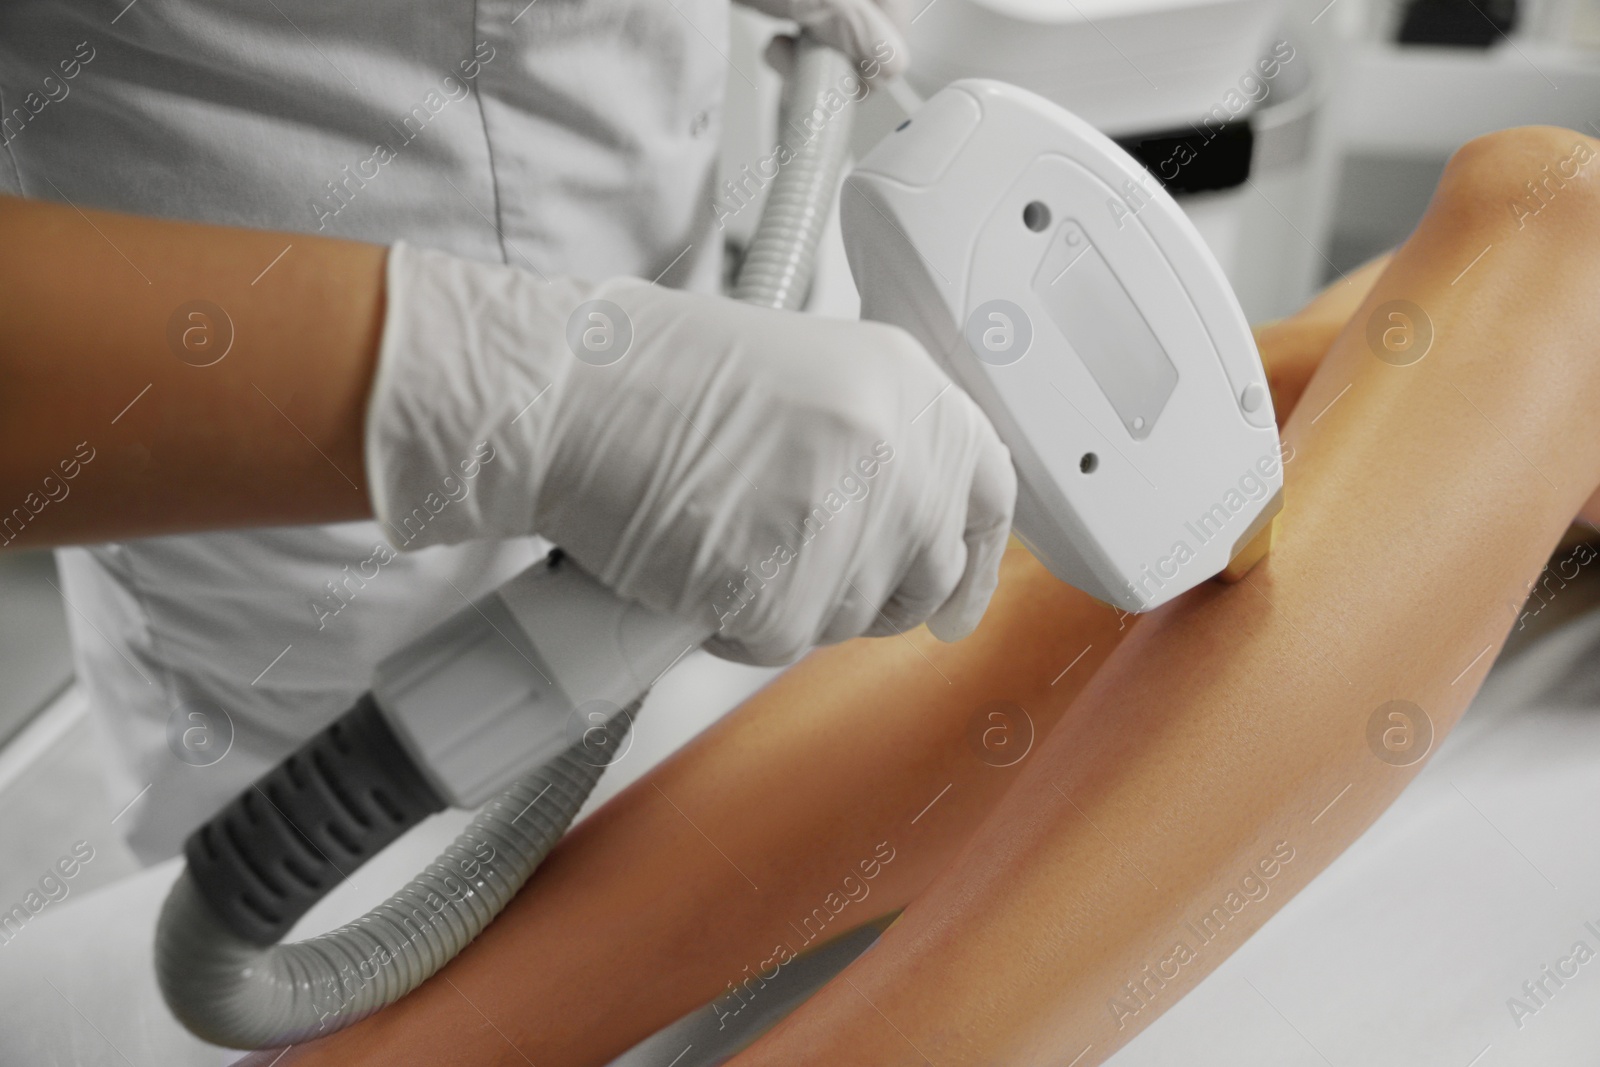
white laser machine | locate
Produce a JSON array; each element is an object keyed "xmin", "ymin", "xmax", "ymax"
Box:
[{"xmin": 155, "ymin": 64, "xmax": 1280, "ymax": 1049}]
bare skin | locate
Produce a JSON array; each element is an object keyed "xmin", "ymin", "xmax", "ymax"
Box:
[
  {"xmin": 248, "ymin": 125, "xmax": 1600, "ymax": 1066},
  {"xmin": 1255, "ymin": 249, "xmax": 1390, "ymax": 416},
  {"xmin": 0, "ymin": 193, "xmax": 384, "ymax": 547}
]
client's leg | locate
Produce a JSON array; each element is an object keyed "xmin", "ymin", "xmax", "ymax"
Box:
[
  {"xmin": 727, "ymin": 126, "xmax": 1600, "ymax": 1066},
  {"xmin": 268, "ymin": 546, "xmax": 1130, "ymax": 1066},
  {"xmin": 1256, "ymin": 250, "xmax": 1389, "ymax": 415},
  {"xmin": 263, "ymin": 151, "xmax": 1394, "ymax": 1067}
]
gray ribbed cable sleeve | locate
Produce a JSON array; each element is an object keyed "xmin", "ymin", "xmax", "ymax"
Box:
[
  {"xmin": 154, "ymin": 704, "xmax": 633, "ymax": 1049},
  {"xmin": 731, "ymin": 39, "xmax": 858, "ymax": 310}
]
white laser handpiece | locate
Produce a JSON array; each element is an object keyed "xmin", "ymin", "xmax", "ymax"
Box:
[
  {"xmin": 843, "ymin": 79, "xmax": 1283, "ymax": 612},
  {"xmin": 384, "ymin": 79, "xmax": 1289, "ymax": 809}
]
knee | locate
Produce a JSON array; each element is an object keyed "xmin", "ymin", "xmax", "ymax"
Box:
[{"xmin": 1432, "ymin": 126, "xmax": 1600, "ymax": 236}]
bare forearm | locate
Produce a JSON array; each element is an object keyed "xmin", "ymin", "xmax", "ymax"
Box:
[
  {"xmin": 0, "ymin": 194, "xmax": 384, "ymax": 547},
  {"xmin": 731, "ymin": 126, "xmax": 1600, "ymax": 1065}
]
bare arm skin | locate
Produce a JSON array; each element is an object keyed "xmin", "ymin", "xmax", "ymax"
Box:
[
  {"xmin": 725, "ymin": 125, "xmax": 1600, "ymax": 1066},
  {"xmin": 0, "ymin": 194, "xmax": 384, "ymax": 546}
]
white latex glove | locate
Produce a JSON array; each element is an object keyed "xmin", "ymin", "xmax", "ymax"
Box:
[
  {"xmin": 366, "ymin": 243, "xmax": 1015, "ymax": 666},
  {"xmin": 737, "ymin": 0, "xmax": 912, "ymax": 78}
]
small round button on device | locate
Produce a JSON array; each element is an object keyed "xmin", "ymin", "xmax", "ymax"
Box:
[{"xmin": 1240, "ymin": 382, "xmax": 1268, "ymax": 413}]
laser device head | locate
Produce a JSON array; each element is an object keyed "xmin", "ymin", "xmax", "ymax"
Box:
[{"xmin": 843, "ymin": 79, "xmax": 1283, "ymax": 612}]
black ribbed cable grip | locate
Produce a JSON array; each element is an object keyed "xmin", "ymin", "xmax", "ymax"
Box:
[{"xmin": 183, "ymin": 692, "xmax": 446, "ymax": 944}]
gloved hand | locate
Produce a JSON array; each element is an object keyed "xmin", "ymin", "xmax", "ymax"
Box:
[
  {"xmin": 365, "ymin": 243, "xmax": 1015, "ymax": 665},
  {"xmin": 736, "ymin": 0, "xmax": 912, "ymax": 78}
]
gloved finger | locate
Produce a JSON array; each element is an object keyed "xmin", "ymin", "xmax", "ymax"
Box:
[
  {"xmin": 762, "ymin": 33, "xmax": 797, "ymax": 78},
  {"xmin": 815, "ymin": 563, "xmax": 902, "ymax": 644},
  {"xmin": 792, "ymin": 0, "xmax": 910, "ymax": 78},
  {"xmin": 857, "ymin": 451, "xmax": 975, "ymax": 638},
  {"xmin": 870, "ymin": 0, "xmax": 914, "ymax": 46},
  {"xmin": 702, "ymin": 632, "xmax": 790, "ymax": 667},
  {"xmin": 925, "ymin": 426, "xmax": 1017, "ymax": 642},
  {"xmin": 878, "ymin": 0, "xmax": 913, "ymax": 28},
  {"xmin": 703, "ymin": 580, "xmax": 834, "ymax": 666},
  {"xmin": 862, "ymin": 528, "xmax": 967, "ymax": 638}
]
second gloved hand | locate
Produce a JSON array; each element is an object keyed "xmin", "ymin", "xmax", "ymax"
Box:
[
  {"xmin": 736, "ymin": 0, "xmax": 912, "ymax": 78},
  {"xmin": 366, "ymin": 243, "xmax": 1015, "ymax": 665}
]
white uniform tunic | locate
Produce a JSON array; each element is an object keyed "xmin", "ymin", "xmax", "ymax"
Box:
[{"xmin": 0, "ymin": 0, "xmax": 727, "ymax": 862}]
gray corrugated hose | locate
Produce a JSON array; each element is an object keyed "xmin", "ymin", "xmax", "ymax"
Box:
[
  {"xmin": 156, "ymin": 711, "xmax": 630, "ymax": 1047},
  {"xmin": 732, "ymin": 40, "xmax": 857, "ymax": 311},
  {"xmin": 153, "ymin": 35, "xmax": 858, "ymax": 1050}
]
